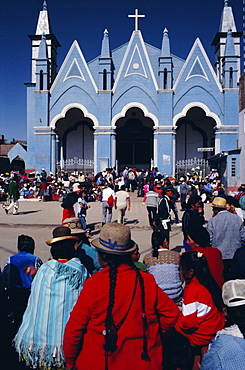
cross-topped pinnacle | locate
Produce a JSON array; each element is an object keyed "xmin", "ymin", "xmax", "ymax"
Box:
[{"xmin": 128, "ymin": 9, "xmax": 145, "ymax": 31}]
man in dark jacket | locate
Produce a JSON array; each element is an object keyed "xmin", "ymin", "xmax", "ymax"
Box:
[
  {"xmin": 182, "ymin": 195, "xmax": 205, "ymax": 249},
  {"xmin": 153, "ymin": 186, "xmax": 173, "ymax": 248}
]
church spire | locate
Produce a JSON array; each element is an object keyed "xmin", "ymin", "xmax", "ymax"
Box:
[
  {"xmin": 101, "ymin": 29, "xmax": 110, "ymax": 58},
  {"xmin": 38, "ymin": 33, "xmax": 48, "ymax": 59},
  {"xmin": 212, "ymin": 0, "xmax": 241, "ymax": 84},
  {"xmin": 160, "ymin": 28, "xmax": 170, "ymax": 57},
  {"xmin": 222, "ymin": 29, "xmax": 238, "ymax": 88},
  {"xmin": 29, "ymin": 1, "xmax": 60, "ymax": 85},
  {"xmin": 36, "ymin": 0, "xmax": 52, "ymax": 35},
  {"xmin": 43, "ymin": 0, "xmax": 47, "ymax": 11},
  {"xmin": 99, "ymin": 29, "xmax": 112, "ymax": 90},
  {"xmin": 224, "ymin": 28, "xmax": 235, "ymax": 56},
  {"xmin": 159, "ymin": 28, "xmax": 172, "ymax": 89},
  {"xmin": 219, "ymin": 0, "xmax": 237, "ymax": 32}
]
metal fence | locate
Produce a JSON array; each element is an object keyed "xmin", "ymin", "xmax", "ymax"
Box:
[
  {"xmin": 176, "ymin": 157, "xmax": 210, "ymax": 179},
  {"xmin": 63, "ymin": 157, "xmax": 94, "ymax": 173}
]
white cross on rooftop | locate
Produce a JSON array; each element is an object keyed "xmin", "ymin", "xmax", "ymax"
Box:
[{"xmin": 128, "ymin": 9, "xmax": 145, "ymax": 31}]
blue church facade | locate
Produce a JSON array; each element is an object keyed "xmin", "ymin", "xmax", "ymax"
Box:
[{"xmin": 25, "ymin": 1, "xmax": 242, "ymax": 189}]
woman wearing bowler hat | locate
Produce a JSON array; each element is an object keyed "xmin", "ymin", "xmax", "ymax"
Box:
[{"xmin": 63, "ymin": 223, "xmax": 179, "ymax": 370}]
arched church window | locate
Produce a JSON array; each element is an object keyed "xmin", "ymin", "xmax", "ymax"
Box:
[
  {"xmin": 164, "ymin": 68, "xmax": 168, "ymax": 89},
  {"xmin": 40, "ymin": 70, "xmax": 44, "ymax": 90},
  {"xmin": 103, "ymin": 69, "xmax": 107, "ymax": 90},
  {"xmin": 229, "ymin": 67, "xmax": 233, "ymax": 88}
]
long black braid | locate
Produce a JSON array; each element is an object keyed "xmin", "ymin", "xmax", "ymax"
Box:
[
  {"xmin": 130, "ymin": 261, "xmax": 150, "ymax": 361},
  {"xmin": 151, "ymin": 231, "xmax": 165, "ymax": 258},
  {"xmin": 98, "ymin": 251, "xmax": 150, "ymax": 362},
  {"xmin": 103, "ymin": 260, "xmax": 118, "ymax": 353}
]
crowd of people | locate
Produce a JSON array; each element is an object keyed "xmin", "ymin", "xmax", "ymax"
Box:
[{"xmin": 1, "ymin": 166, "xmax": 245, "ymax": 369}]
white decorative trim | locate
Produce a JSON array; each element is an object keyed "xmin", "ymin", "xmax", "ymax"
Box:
[
  {"xmin": 111, "ymin": 102, "xmax": 158, "ymax": 127},
  {"xmin": 173, "ymin": 102, "xmax": 222, "ymax": 128},
  {"xmin": 185, "ymin": 56, "xmax": 209, "ymax": 82},
  {"xmin": 113, "ymin": 31, "xmax": 158, "ymax": 93},
  {"xmin": 33, "ymin": 126, "xmax": 53, "ymax": 130},
  {"xmin": 63, "ymin": 58, "xmax": 86, "ymax": 82},
  {"xmin": 173, "ymin": 38, "xmax": 222, "ymax": 93},
  {"xmin": 50, "ymin": 40, "xmax": 98, "ymax": 93},
  {"xmin": 50, "ymin": 103, "xmax": 98, "ymax": 129},
  {"xmin": 124, "ymin": 44, "xmax": 148, "ymax": 78}
]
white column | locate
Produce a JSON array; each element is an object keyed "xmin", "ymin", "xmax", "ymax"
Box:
[
  {"xmin": 94, "ymin": 134, "xmax": 98, "ymax": 175},
  {"xmin": 153, "ymin": 131, "xmax": 158, "ymax": 168},
  {"xmin": 111, "ymin": 132, "xmax": 116, "ymax": 168},
  {"xmin": 51, "ymin": 133, "xmax": 56, "ymax": 174},
  {"xmin": 172, "ymin": 132, "xmax": 176, "ymax": 177},
  {"xmin": 60, "ymin": 142, "xmax": 64, "ymax": 169}
]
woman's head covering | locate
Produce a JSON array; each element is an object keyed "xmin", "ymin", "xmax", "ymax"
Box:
[
  {"xmin": 46, "ymin": 226, "xmax": 78, "ymax": 245},
  {"xmin": 92, "ymin": 223, "xmax": 136, "ymax": 255}
]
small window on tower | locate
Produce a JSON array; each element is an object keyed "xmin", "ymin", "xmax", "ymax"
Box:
[
  {"xmin": 229, "ymin": 67, "xmax": 233, "ymax": 88},
  {"xmin": 164, "ymin": 68, "xmax": 167, "ymax": 89},
  {"xmin": 40, "ymin": 70, "xmax": 43, "ymax": 90},
  {"xmin": 103, "ymin": 69, "xmax": 107, "ymax": 90}
]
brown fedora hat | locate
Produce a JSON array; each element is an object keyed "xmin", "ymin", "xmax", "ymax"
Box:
[
  {"xmin": 46, "ymin": 226, "xmax": 78, "ymax": 246},
  {"xmin": 209, "ymin": 197, "xmax": 227, "ymax": 209},
  {"xmin": 92, "ymin": 223, "xmax": 137, "ymax": 255}
]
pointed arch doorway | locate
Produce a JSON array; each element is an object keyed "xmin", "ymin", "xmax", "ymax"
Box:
[
  {"xmin": 55, "ymin": 108, "xmax": 94, "ymax": 172},
  {"xmin": 116, "ymin": 108, "xmax": 154, "ymax": 170},
  {"xmin": 175, "ymin": 107, "xmax": 216, "ymax": 161}
]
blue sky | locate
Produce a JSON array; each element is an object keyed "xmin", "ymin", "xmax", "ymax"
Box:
[{"xmin": 0, "ymin": 0, "xmax": 242, "ymax": 141}]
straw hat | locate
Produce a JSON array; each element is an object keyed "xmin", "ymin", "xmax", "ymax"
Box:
[
  {"xmin": 209, "ymin": 197, "xmax": 227, "ymax": 209},
  {"xmin": 46, "ymin": 226, "xmax": 78, "ymax": 246},
  {"xmin": 92, "ymin": 223, "xmax": 136, "ymax": 255}
]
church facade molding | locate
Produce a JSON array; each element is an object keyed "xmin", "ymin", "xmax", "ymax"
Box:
[
  {"xmin": 50, "ymin": 103, "xmax": 99, "ymax": 129},
  {"xmin": 173, "ymin": 38, "xmax": 223, "ymax": 93},
  {"xmin": 112, "ymin": 30, "xmax": 158, "ymax": 93},
  {"xmin": 50, "ymin": 40, "xmax": 98, "ymax": 94},
  {"xmin": 111, "ymin": 102, "xmax": 158, "ymax": 127},
  {"xmin": 173, "ymin": 101, "xmax": 222, "ymax": 128}
]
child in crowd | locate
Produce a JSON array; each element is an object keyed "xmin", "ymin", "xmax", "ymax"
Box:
[
  {"xmin": 77, "ymin": 190, "xmax": 90, "ymax": 235},
  {"xmin": 144, "ymin": 231, "xmax": 183, "ymax": 303},
  {"xmin": 3, "ymin": 235, "xmax": 42, "ymax": 329}
]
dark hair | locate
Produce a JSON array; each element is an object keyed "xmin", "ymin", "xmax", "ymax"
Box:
[
  {"xmin": 151, "ymin": 231, "xmax": 164, "ymax": 258},
  {"xmin": 187, "ymin": 227, "xmax": 210, "ymax": 248},
  {"xmin": 98, "ymin": 251, "xmax": 150, "ymax": 361},
  {"xmin": 187, "ymin": 195, "xmax": 201, "ymax": 208},
  {"xmin": 50, "ymin": 239, "xmax": 77, "ymax": 260},
  {"xmin": 61, "ymin": 192, "xmax": 78, "ymax": 209},
  {"xmin": 17, "ymin": 235, "xmax": 35, "ymax": 254},
  {"xmin": 120, "ymin": 185, "xmax": 125, "ymax": 191},
  {"xmin": 180, "ymin": 251, "xmax": 223, "ymax": 312},
  {"xmin": 225, "ymin": 195, "xmax": 240, "ymax": 208},
  {"xmin": 226, "ymin": 305, "xmax": 245, "ymax": 338}
]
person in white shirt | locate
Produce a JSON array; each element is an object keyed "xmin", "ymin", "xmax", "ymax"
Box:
[
  {"xmin": 101, "ymin": 184, "xmax": 114, "ymax": 225},
  {"xmin": 115, "ymin": 185, "xmax": 130, "ymax": 224}
]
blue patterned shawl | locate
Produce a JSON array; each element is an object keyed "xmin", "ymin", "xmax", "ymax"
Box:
[{"xmin": 14, "ymin": 258, "xmax": 89, "ymax": 369}]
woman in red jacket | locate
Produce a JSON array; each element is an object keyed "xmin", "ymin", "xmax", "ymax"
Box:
[
  {"xmin": 186, "ymin": 227, "xmax": 224, "ymax": 288},
  {"xmin": 63, "ymin": 223, "xmax": 179, "ymax": 370},
  {"xmin": 175, "ymin": 251, "xmax": 225, "ymax": 346}
]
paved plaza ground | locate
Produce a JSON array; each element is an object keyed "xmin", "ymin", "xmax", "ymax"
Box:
[{"xmin": 0, "ymin": 193, "xmax": 213, "ymax": 269}]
